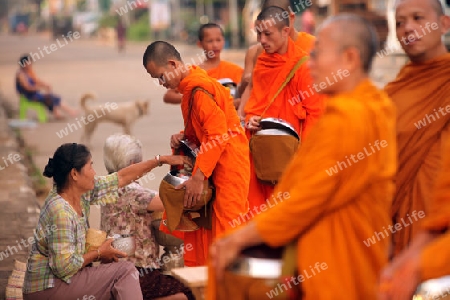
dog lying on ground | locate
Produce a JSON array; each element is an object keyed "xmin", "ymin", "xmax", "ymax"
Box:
[{"xmin": 79, "ymin": 93, "xmax": 149, "ymax": 145}]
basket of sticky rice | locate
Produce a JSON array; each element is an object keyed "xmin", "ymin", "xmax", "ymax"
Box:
[{"xmin": 85, "ymin": 228, "xmax": 107, "ymax": 253}]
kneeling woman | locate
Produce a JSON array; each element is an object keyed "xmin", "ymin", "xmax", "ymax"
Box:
[{"xmin": 23, "ymin": 143, "xmax": 188, "ymax": 300}]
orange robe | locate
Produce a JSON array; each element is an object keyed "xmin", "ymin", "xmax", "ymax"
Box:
[
  {"xmin": 295, "ymin": 31, "xmax": 315, "ymax": 54},
  {"xmin": 420, "ymin": 136, "xmax": 450, "ymax": 280},
  {"xmin": 174, "ymin": 66, "xmax": 249, "ymax": 266},
  {"xmin": 206, "ymin": 60, "xmax": 243, "ymax": 85},
  {"xmin": 244, "ymin": 38, "xmax": 326, "ymax": 213},
  {"xmin": 251, "ymin": 79, "xmax": 396, "ymax": 299},
  {"xmin": 384, "ymin": 53, "xmax": 450, "ymax": 257}
]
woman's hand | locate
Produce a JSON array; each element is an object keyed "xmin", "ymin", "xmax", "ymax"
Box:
[
  {"xmin": 170, "ymin": 133, "xmax": 184, "ymax": 149},
  {"xmin": 98, "ymin": 238, "xmax": 127, "ymax": 263},
  {"xmin": 246, "ymin": 116, "xmax": 262, "ymax": 132},
  {"xmin": 161, "ymin": 155, "xmax": 192, "ymax": 168}
]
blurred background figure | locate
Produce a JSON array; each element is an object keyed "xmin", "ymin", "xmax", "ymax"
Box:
[
  {"xmin": 301, "ymin": 8, "xmax": 316, "ymax": 35},
  {"xmin": 116, "ymin": 17, "xmax": 127, "ymax": 53},
  {"xmin": 16, "ymin": 54, "xmax": 78, "ymax": 120}
]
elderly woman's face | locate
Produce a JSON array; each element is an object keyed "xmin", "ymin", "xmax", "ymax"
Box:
[{"xmin": 78, "ymin": 158, "xmax": 96, "ymax": 191}]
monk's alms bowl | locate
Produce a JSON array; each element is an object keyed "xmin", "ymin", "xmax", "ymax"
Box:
[
  {"xmin": 259, "ymin": 118, "xmax": 300, "ymax": 140},
  {"xmin": 414, "ymin": 276, "xmax": 450, "ymax": 299},
  {"xmin": 160, "ymin": 170, "xmax": 214, "ymax": 212}
]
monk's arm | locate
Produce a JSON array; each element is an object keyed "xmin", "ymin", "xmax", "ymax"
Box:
[
  {"xmin": 421, "ymin": 128, "xmax": 450, "ymax": 230},
  {"xmin": 191, "ymin": 92, "xmax": 229, "ymax": 178},
  {"xmin": 237, "ymin": 84, "xmax": 251, "ymax": 120},
  {"xmin": 419, "ymin": 131, "xmax": 450, "ymax": 279},
  {"xmin": 237, "ymin": 45, "xmax": 259, "ymax": 97},
  {"xmin": 163, "ymin": 89, "xmax": 183, "ymax": 104},
  {"xmin": 253, "ymin": 105, "xmax": 379, "ymax": 246}
]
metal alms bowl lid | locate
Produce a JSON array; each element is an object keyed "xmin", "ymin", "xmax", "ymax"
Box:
[
  {"xmin": 217, "ymin": 78, "xmax": 237, "ymax": 87},
  {"xmin": 259, "ymin": 118, "xmax": 300, "ymax": 140},
  {"xmin": 179, "ymin": 139, "xmax": 198, "ymax": 160}
]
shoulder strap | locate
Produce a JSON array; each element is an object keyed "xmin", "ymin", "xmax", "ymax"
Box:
[
  {"xmin": 261, "ymin": 56, "xmax": 309, "ymax": 118},
  {"xmin": 184, "ymin": 86, "xmax": 216, "ymax": 134}
]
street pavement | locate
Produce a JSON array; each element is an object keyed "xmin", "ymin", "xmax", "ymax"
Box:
[{"xmin": 0, "ymin": 32, "xmax": 407, "ymax": 298}]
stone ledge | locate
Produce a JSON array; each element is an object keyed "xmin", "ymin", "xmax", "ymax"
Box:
[{"xmin": 0, "ymin": 91, "xmax": 41, "ymax": 299}]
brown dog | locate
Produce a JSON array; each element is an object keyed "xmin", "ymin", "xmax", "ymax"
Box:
[{"xmin": 79, "ymin": 93, "xmax": 149, "ymax": 145}]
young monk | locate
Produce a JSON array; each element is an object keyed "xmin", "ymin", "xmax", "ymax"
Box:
[
  {"xmin": 384, "ymin": 0, "xmax": 450, "ymax": 258},
  {"xmin": 245, "ymin": 6, "xmax": 326, "ymax": 213},
  {"xmin": 237, "ymin": 0, "xmax": 316, "ymax": 118},
  {"xmin": 378, "ymin": 138, "xmax": 450, "ymax": 300},
  {"xmin": 163, "ymin": 23, "xmax": 243, "ymax": 106},
  {"xmin": 143, "ymin": 41, "xmax": 250, "ymax": 267},
  {"xmin": 208, "ymin": 14, "xmax": 397, "ymax": 300}
]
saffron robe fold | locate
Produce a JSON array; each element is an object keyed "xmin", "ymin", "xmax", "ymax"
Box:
[
  {"xmin": 384, "ymin": 53, "xmax": 450, "ymax": 256},
  {"xmin": 253, "ymin": 79, "xmax": 396, "ymax": 299},
  {"xmin": 420, "ymin": 134, "xmax": 450, "ymax": 281},
  {"xmin": 172, "ymin": 66, "xmax": 250, "ymax": 266},
  {"xmin": 244, "ymin": 38, "xmax": 326, "ymax": 212},
  {"xmin": 206, "ymin": 60, "xmax": 243, "ymax": 85},
  {"xmin": 295, "ymin": 31, "xmax": 315, "ymax": 54}
]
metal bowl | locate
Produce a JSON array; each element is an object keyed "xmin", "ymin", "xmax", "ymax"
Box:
[
  {"xmin": 151, "ymin": 219, "xmax": 184, "ymax": 247},
  {"xmin": 218, "ymin": 78, "xmax": 238, "ymax": 98},
  {"xmin": 111, "ymin": 234, "xmax": 136, "ymax": 257},
  {"xmin": 259, "ymin": 117, "xmax": 300, "ymax": 140},
  {"xmin": 255, "ymin": 128, "xmax": 293, "ymax": 136},
  {"xmin": 227, "ymin": 244, "xmax": 284, "ymax": 279},
  {"xmin": 217, "ymin": 78, "xmax": 237, "ymax": 87},
  {"xmin": 162, "ymin": 170, "xmax": 190, "ymax": 187},
  {"xmin": 414, "ymin": 276, "xmax": 450, "ymax": 299}
]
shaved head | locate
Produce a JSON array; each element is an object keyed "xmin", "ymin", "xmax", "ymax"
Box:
[
  {"xmin": 256, "ymin": 6, "xmax": 290, "ymax": 29},
  {"xmin": 262, "ymin": 0, "xmax": 291, "ymax": 12},
  {"xmin": 142, "ymin": 41, "xmax": 182, "ymax": 67},
  {"xmin": 395, "ymin": 0, "xmax": 445, "ymax": 16},
  {"xmin": 320, "ymin": 14, "xmax": 379, "ymax": 72}
]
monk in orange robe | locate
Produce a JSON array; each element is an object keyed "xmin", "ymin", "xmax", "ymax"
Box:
[
  {"xmin": 143, "ymin": 41, "xmax": 250, "ymax": 267},
  {"xmin": 384, "ymin": 0, "xmax": 450, "ymax": 258},
  {"xmin": 244, "ymin": 6, "xmax": 326, "ymax": 214},
  {"xmin": 237, "ymin": 0, "xmax": 316, "ymax": 117},
  {"xmin": 163, "ymin": 23, "xmax": 243, "ymax": 106},
  {"xmin": 379, "ymin": 137, "xmax": 450, "ymax": 300},
  {"xmin": 209, "ymin": 14, "xmax": 397, "ymax": 300}
]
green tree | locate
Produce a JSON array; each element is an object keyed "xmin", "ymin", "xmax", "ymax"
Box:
[{"xmin": 99, "ymin": 0, "xmax": 111, "ymax": 12}]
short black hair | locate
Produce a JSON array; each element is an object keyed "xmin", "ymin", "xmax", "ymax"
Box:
[
  {"xmin": 43, "ymin": 143, "xmax": 92, "ymax": 192},
  {"xmin": 256, "ymin": 6, "xmax": 290, "ymax": 29},
  {"xmin": 18, "ymin": 54, "xmax": 31, "ymax": 67},
  {"xmin": 142, "ymin": 41, "xmax": 182, "ymax": 68},
  {"xmin": 198, "ymin": 23, "xmax": 225, "ymax": 41},
  {"xmin": 262, "ymin": 0, "xmax": 291, "ymax": 12}
]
